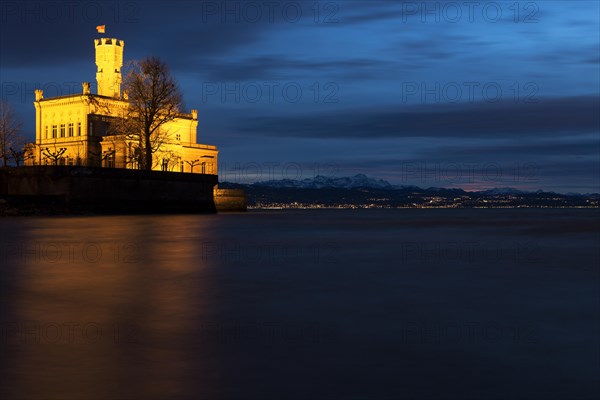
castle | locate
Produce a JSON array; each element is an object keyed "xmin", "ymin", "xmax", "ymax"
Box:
[{"xmin": 25, "ymin": 37, "xmax": 218, "ymax": 174}]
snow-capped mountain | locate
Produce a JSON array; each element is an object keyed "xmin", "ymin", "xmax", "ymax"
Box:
[
  {"xmin": 235, "ymin": 175, "xmax": 597, "ymax": 198},
  {"xmin": 220, "ymin": 175, "xmax": 598, "ymax": 208},
  {"xmin": 252, "ymin": 176, "xmax": 531, "ymax": 194},
  {"xmin": 254, "ymin": 174, "xmax": 393, "ymax": 189},
  {"xmin": 478, "ymin": 187, "xmax": 529, "ymax": 195}
]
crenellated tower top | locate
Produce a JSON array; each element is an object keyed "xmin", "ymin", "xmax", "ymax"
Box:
[{"xmin": 95, "ymin": 38, "xmax": 124, "ymax": 98}]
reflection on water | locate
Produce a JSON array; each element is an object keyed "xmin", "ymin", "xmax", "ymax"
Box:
[
  {"xmin": 1, "ymin": 216, "xmax": 223, "ymax": 399},
  {"xmin": 0, "ymin": 210, "xmax": 599, "ymax": 399}
]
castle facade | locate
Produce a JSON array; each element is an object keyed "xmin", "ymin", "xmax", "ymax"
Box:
[{"xmin": 26, "ymin": 37, "xmax": 218, "ymax": 174}]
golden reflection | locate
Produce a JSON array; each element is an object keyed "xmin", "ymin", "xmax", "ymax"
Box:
[{"xmin": 1, "ymin": 215, "xmax": 219, "ymax": 399}]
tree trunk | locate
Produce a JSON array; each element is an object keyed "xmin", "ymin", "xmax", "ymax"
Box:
[{"xmin": 144, "ymin": 131, "xmax": 152, "ymax": 170}]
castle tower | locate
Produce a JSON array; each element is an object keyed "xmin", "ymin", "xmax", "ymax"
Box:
[{"xmin": 95, "ymin": 38, "xmax": 124, "ymax": 98}]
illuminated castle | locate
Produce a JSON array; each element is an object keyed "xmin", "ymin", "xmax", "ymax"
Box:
[{"xmin": 26, "ymin": 37, "xmax": 218, "ymax": 174}]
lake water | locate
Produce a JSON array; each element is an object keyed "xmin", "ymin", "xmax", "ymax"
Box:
[{"xmin": 1, "ymin": 209, "xmax": 599, "ymax": 399}]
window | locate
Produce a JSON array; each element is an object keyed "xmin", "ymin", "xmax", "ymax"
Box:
[
  {"xmin": 105, "ymin": 153, "xmax": 115, "ymax": 168},
  {"xmin": 68, "ymin": 123, "xmax": 74, "ymax": 137},
  {"xmin": 175, "ymin": 134, "xmax": 181, "ymax": 141},
  {"xmin": 52, "ymin": 125, "xmax": 57, "ymax": 138},
  {"xmin": 60, "ymin": 124, "xmax": 65, "ymax": 138},
  {"xmin": 45, "ymin": 126, "xmax": 48, "ymax": 139},
  {"xmin": 77, "ymin": 122, "xmax": 81, "ymax": 136}
]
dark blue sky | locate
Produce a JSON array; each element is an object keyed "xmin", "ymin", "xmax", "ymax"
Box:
[{"xmin": 1, "ymin": 0, "xmax": 599, "ymax": 192}]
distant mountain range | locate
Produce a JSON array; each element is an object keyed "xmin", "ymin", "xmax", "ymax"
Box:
[
  {"xmin": 221, "ymin": 174, "xmax": 599, "ymax": 208},
  {"xmin": 249, "ymin": 174, "xmax": 582, "ymax": 195},
  {"xmin": 253, "ymin": 174, "xmax": 395, "ymax": 190}
]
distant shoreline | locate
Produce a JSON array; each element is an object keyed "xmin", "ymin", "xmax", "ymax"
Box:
[{"xmin": 248, "ymin": 205, "xmax": 599, "ymax": 210}]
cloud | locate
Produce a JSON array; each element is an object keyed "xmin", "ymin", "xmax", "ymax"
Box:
[
  {"xmin": 337, "ymin": 1, "xmax": 555, "ymax": 26},
  {"xmin": 304, "ymin": 157, "xmax": 599, "ymax": 193},
  {"xmin": 0, "ymin": 1, "xmax": 271, "ymax": 69},
  {"xmin": 236, "ymin": 96, "xmax": 600, "ymax": 139},
  {"xmin": 531, "ymin": 45, "xmax": 600, "ymax": 66},
  {"xmin": 418, "ymin": 137, "xmax": 600, "ymax": 160},
  {"xmin": 190, "ymin": 56, "xmax": 392, "ymax": 81}
]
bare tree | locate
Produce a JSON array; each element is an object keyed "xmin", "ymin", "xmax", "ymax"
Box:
[
  {"xmin": 185, "ymin": 159, "xmax": 200, "ymax": 173},
  {"xmin": 9, "ymin": 147, "xmax": 35, "ymax": 166},
  {"xmin": 42, "ymin": 146, "xmax": 67, "ymax": 165},
  {"xmin": 0, "ymin": 99, "xmax": 24, "ymax": 167},
  {"xmin": 156, "ymin": 149, "xmax": 181, "ymax": 172},
  {"xmin": 122, "ymin": 57, "xmax": 183, "ymax": 170},
  {"xmin": 89, "ymin": 147, "xmax": 116, "ymax": 167},
  {"xmin": 73, "ymin": 141, "xmax": 84, "ymax": 166},
  {"xmin": 122, "ymin": 124, "xmax": 171, "ymax": 170}
]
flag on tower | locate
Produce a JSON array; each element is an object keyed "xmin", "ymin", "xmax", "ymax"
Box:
[{"xmin": 96, "ymin": 25, "xmax": 106, "ymax": 34}]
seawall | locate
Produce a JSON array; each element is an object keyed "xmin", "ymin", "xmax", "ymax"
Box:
[
  {"xmin": 0, "ymin": 166, "xmax": 219, "ymax": 214},
  {"xmin": 214, "ymin": 187, "xmax": 248, "ymax": 212}
]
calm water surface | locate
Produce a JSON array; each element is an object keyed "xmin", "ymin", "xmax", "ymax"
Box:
[{"xmin": 0, "ymin": 209, "xmax": 599, "ymax": 399}]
